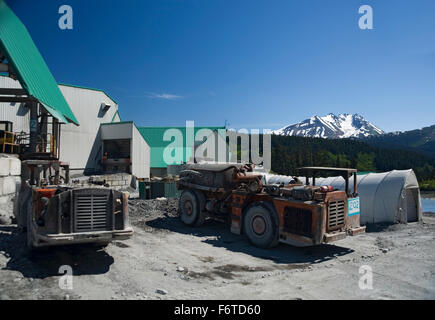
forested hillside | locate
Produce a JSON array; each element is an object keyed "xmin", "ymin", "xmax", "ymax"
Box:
[
  {"xmin": 270, "ymin": 135, "xmax": 435, "ymax": 189},
  {"xmin": 362, "ymin": 125, "xmax": 435, "ymax": 158}
]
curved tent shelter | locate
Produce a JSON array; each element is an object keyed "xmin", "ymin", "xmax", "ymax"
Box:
[
  {"xmin": 0, "ymin": 0, "xmax": 78, "ymax": 125},
  {"xmin": 263, "ymin": 170, "xmax": 422, "ymax": 225}
]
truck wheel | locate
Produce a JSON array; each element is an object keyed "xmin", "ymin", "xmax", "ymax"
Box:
[
  {"xmin": 193, "ymin": 190, "xmax": 207, "ymax": 227},
  {"xmin": 179, "ymin": 190, "xmax": 200, "ymax": 226},
  {"xmin": 243, "ymin": 203, "xmax": 279, "ymax": 248}
]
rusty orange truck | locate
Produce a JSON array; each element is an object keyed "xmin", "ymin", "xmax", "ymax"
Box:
[
  {"xmin": 15, "ymin": 160, "xmax": 133, "ymax": 249},
  {"xmin": 177, "ymin": 163, "xmax": 365, "ymax": 248}
]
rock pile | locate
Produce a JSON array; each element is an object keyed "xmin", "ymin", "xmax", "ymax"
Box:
[{"xmin": 128, "ymin": 198, "xmax": 179, "ymax": 219}]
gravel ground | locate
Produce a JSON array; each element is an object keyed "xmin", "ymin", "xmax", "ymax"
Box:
[{"xmin": 0, "ymin": 198, "xmax": 434, "ymax": 300}]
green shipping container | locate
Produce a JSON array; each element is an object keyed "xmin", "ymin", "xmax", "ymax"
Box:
[
  {"xmin": 139, "ymin": 181, "xmax": 151, "ymax": 199},
  {"xmin": 164, "ymin": 182, "xmax": 182, "ymax": 199},
  {"xmin": 150, "ymin": 181, "xmax": 165, "ymax": 199},
  {"xmin": 140, "ymin": 181, "xmax": 181, "ymax": 199},
  {"xmin": 139, "ymin": 181, "xmax": 145, "ymax": 199}
]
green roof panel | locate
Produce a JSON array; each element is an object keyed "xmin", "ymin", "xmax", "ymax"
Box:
[
  {"xmin": 0, "ymin": 1, "xmax": 79, "ymax": 125},
  {"xmin": 138, "ymin": 126, "xmax": 226, "ymax": 168}
]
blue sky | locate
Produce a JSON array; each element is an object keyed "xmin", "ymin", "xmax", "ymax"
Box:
[{"xmin": 6, "ymin": 0, "xmax": 435, "ymax": 132}]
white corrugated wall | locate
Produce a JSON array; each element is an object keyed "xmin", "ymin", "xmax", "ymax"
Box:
[
  {"xmin": 132, "ymin": 124, "xmax": 150, "ymax": 179},
  {"xmin": 58, "ymin": 85, "xmax": 120, "ymax": 174},
  {"xmin": 0, "ymin": 78, "xmax": 120, "ymax": 174},
  {"xmin": 0, "ymin": 76, "xmax": 30, "ymax": 133}
]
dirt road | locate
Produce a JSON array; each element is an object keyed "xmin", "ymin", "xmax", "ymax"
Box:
[{"xmin": 1, "ymin": 198, "xmax": 434, "ymax": 300}]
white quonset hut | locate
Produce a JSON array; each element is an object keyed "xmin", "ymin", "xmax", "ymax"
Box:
[{"xmin": 264, "ymin": 170, "xmax": 422, "ymax": 225}]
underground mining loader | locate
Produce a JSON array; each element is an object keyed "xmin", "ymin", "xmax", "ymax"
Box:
[
  {"xmin": 14, "ymin": 160, "xmax": 133, "ymax": 249},
  {"xmin": 176, "ymin": 163, "xmax": 365, "ymax": 248}
]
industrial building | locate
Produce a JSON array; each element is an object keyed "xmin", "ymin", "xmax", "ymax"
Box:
[
  {"xmin": 0, "ymin": 0, "xmax": 153, "ymax": 181},
  {"xmin": 0, "ymin": 1, "xmax": 227, "ymax": 183},
  {"xmin": 1, "ymin": 71, "xmax": 226, "ymax": 180},
  {"xmin": 138, "ymin": 126, "xmax": 227, "ymax": 177},
  {"xmin": 100, "ymin": 122, "xmax": 150, "ymax": 179},
  {"xmin": 57, "ymin": 83, "xmax": 122, "ymax": 176},
  {"xmin": 0, "ymin": 76, "xmax": 150, "ymax": 178}
]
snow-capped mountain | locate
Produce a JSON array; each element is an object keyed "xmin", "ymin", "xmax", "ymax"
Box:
[{"xmin": 273, "ymin": 113, "xmax": 384, "ymax": 139}]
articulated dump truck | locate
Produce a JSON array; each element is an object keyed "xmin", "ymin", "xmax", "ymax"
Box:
[
  {"xmin": 177, "ymin": 163, "xmax": 365, "ymax": 248},
  {"xmin": 14, "ymin": 160, "xmax": 133, "ymax": 249}
]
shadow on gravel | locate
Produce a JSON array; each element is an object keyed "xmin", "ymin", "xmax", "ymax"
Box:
[
  {"xmin": 0, "ymin": 225, "xmax": 114, "ymax": 279},
  {"xmin": 145, "ymin": 216, "xmax": 353, "ymax": 265},
  {"xmin": 364, "ymin": 222, "xmax": 411, "ymax": 233}
]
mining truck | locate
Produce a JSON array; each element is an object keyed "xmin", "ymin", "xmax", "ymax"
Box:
[
  {"xmin": 176, "ymin": 163, "xmax": 365, "ymax": 248},
  {"xmin": 14, "ymin": 160, "xmax": 133, "ymax": 249}
]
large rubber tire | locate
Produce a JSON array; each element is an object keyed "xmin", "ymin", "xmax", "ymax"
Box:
[
  {"xmin": 179, "ymin": 190, "xmax": 200, "ymax": 226},
  {"xmin": 243, "ymin": 202, "xmax": 279, "ymax": 248},
  {"xmin": 193, "ymin": 190, "xmax": 207, "ymax": 227}
]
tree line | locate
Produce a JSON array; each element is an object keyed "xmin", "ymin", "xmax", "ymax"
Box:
[{"xmin": 269, "ymin": 135, "xmax": 435, "ymax": 184}]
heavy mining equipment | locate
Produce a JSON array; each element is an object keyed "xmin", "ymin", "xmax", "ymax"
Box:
[
  {"xmin": 176, "ymin": 163, "xmax": 365, "ymax": 248},
  {"xmin": 14, "ymin": 160, "xmax": 133, "ymax": 249}
]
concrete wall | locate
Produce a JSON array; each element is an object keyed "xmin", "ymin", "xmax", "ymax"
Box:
[
  {"xmin": 75, "ymin": 173, "xmax": 137, "ymax": 191},
  {"xmin": 58, "ymin": 85, "xmax": 120, "ymax": 175},
  {"xmin": 0, "ymin": 154, "xmax": 21, "ymax": 224},
  {"xmin": 98, "ymin": 173, "xmax": 135, "ymax": 190}
]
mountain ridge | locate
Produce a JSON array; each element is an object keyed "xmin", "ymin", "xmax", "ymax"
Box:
[
  {"xmin": 273, "ymin": 113, "xmax": 384, "ymax": 139},
  {"xmin": 362, "ymin": 124, "xmax": 435, "ymax": 158}
]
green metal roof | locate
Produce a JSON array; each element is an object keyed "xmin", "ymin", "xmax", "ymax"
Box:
[
  {"xmin": 0, "ymin": 1, "xmax": 79, "ymax": 125},
  {"xmin": 138, "ymin": 126, "xmax": 226, "ymax": 168}
]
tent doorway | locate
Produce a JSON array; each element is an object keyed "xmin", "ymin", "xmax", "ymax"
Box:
[{"xmin": 405, "ymin": 187, "xmax": 419, "ymax": 222}]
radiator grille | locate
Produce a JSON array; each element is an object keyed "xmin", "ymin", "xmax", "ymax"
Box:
[
  {"xmin": 74, "ymin": 192, "xmax": 109, "ymax": 232},
  {"xmin": 283, "ymin": 207, "xmax": 312, "ymax": 237},
  {"xmin": 328, "ymin": 200, "xmax": 345, "ymax": 229}
]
